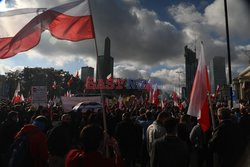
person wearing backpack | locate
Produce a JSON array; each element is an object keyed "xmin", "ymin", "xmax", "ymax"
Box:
[
  {"xmin": 9, "ymin": 115, "xmax": 49, "ymax": 167},
  {"xmin": 65, "ymin": 124, "xmax": 123, "ymax": 167}
]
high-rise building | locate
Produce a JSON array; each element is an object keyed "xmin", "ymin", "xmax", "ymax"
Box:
[
  {"xmin": 184, "ymin": 45, "xmax": 198, "ymax": 99},
  {"xmin": 81, "ymin": 66, "xmax": 94, "ymax": 83},
  {"xmin": 209, "ymin": 56, "xmax": 227, "ymax": 93},
  {"xmin": 96, "ymin": 37, "xmax": 114, "ymax": 81}
]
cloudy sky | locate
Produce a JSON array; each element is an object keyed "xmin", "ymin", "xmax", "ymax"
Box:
[{"xmin": 0, "ymin": 0, "xmax": 249, "ymax": 92}]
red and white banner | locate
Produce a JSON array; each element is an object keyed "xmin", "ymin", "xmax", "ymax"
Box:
[
  {"xmin": 187, "ymin": 42, "xmax": 211, "ymax": 132},
  {"xmin": 0, "ymin": 0, "xmax": 94, "ymax": 59}
]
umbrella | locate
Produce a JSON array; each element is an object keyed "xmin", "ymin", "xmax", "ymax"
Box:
[{"xmin": 73, "ymin": 101, "xmax": 102, "ymax": 112}]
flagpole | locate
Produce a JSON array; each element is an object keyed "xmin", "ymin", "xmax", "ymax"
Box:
[
  {"xmin": 88, "ymin": 0, "xmax": 108, "ymax": 138},
  {"xmin": 207, "ymin": 92, "xmax": 216, "ymax": 131},
  {"xmin": 224, "ymin": 0, "xmax": 233, "ymax": 108}
]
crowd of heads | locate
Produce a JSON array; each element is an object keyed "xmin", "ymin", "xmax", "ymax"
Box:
[{"xmin": 0, "ymin": 96, "xmax": 249, "ymax": 167}]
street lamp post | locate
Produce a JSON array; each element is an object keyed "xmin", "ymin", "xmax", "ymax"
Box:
[
  {"xmin": 224, "ymin": 0, "xmax": 233, "ymax": 108},
  {"xmin": 176, "ymin": 71, "xmax": 183, "ymax": 98}
]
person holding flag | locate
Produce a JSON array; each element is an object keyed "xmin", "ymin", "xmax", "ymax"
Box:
[
  {"xmin": 187, "ymin": 42, "xmax": 213, "ymax": 167},
  {"xmin": 187, "ymin": 42, "xmax": 211, "ymax": 132}
]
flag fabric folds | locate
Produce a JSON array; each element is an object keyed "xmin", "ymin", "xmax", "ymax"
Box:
[
  {"xmin": 187, "ymin": 42, "xmax": 211, "ymax": 132},
  {"xmin": 0, "ymin": 0, "xmax": 95, "ymax": 59}
]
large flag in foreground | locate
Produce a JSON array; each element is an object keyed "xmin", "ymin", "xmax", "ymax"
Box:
[
  {"xmin": 0, "ymin": 0, "xmax": 94, "ymax": 59},
  {"xmin": 187, "ymin": 42, "xmax": 211, "ymax": 132}
]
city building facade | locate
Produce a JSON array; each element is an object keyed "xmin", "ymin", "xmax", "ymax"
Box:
[
  {"xmin": 184, "ymin": 45, "xmax": 198, "ymax": 99},
  {"xmin": 96, "ymin": 37, "xmax": 114, "ymax": 81},
  {"xmin": 209, "ymin": 56, "xmax": 227, "ymax": 93},
  {"xmin": 81, "ymin": 66, "xmax": 94, "ymax": 83}
]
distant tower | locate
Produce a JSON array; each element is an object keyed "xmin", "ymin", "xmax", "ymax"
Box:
[
  {"xmin": 81, "ymin": 67, "xmax": 94, "ymax": 82},
  {"xmin": 104, "ymin": 37, "xmax": 110, "ymax": 57},
  {"xmin": 184, "ymin": 45, "xmax": 198, "ymax": 99},
  {"xmin": 96, "ymin": 37, "xmax": 114, "ymax": 81},
  {"xmin": 209, "ymin": 56, "xmax": 227, "ymax": 93}
]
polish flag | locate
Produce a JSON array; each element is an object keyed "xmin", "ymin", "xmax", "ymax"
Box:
[
  {"xmin": 74, "ymin": 70, "xmax": 79, "ymax": 78},
  {"xmin": 187, "ymin": 42, "xmax": 211, "ymax": 132},
  {"xmin": 145, "ymin": 79, "xmax": 153, "ymax": 104},
  {"xmin": 172, "ymin": 91, "xmax": 179, "ymax": 107},
  {"xmin": 67, "ymin": 77, "xmax": 73, "ymax": 88},
  {"xmin": 12, "ymin": 81, "xmax": 22, "ymax": 104},
  {"xmin": 0, "ymin": 0, "xmax": 94, "ymax": 59},
  {"xmin": 118, "ymin": 95, "xmax": 124, "ymax": 110},
  {"xmin": 215, "ymin": 85, "xmax": 220, "ymax": 97},
  {"xmin": 106, "ymin": 73, "xmax": 112, "ymax": 80},
  {"xmin": 152, "ymin": 89, "xmax": 160, "ymax": 106},
  {"xmin": 52, "ymin": 81, "xmax": 57, "ymax": 90}
]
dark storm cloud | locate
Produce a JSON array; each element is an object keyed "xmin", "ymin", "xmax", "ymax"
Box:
[
  {"xmin": 91, "ymin": 0, "xmax": 185, "ymax": 65},
  {"xmin": 25, "ymin": 0, "xmax": 185, "ymax": 66}
]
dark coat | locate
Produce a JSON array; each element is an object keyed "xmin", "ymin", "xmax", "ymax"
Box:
[
  {"xmin": 47, "ymin": 122, "xmax": 73, "ymax": 157},
  {"xmin": 0, "ymin": 119, "xmax": 20, "ymax": 153},
  {"xmin": 209, "ymin": 120, "xmax": 245, "ymax": 167},
  {"xmin": 150, "ymin": 135, "xmax": 188, "ymax": 167},
  {"xmin": 114, "ymin": 119, "xmax": 142, "ymax": 160}
]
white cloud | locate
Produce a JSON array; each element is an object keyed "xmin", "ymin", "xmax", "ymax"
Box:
[
  {"xmin": 151, "ymin": 67, "xmax": 185, "ymax": 92},
  {"xmin": 168, "ymin": 1, "xmax": 249, "ymax": 68},
  {"xmin": 204, "ymin": 0, "xmax": 250, "ymax": 39},
  {"xmin": 168, "ymin": 4, "xmax": 204, "ymax": 25},
  {"xmin": 114, "ymin": 64, "xmax": 150, "ymax": 79},
  {"xmin": 0, "ymin": 62, "xmax": 24, "ymax": 75}
]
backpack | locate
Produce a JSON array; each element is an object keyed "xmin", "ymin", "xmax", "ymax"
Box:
[{"xmin": 8, "ymin": 130, "xmax": 39, "ymax": 167}]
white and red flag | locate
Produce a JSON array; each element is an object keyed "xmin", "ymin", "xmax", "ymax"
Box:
[
  {"xmin": 187, "ymin": 42, "xmax": 211, "ymax": 132},
  {"xmin": 0, "ymin": 0, "xmax": 94, "ymax": 59},
  {"xmin": 67, "ymin": 77, "xmax": 73, "ymax": 88},
  {"xmin": 172, "ymin": 91, "xmax": 179, "ymax": 107},
  {"xmin": 118, "ymin": 95, "xmax": 124, "ymax": 110},
  {"xmin": 152, "ymin": 88, "xmax": 160, "ymax": 106},
  {"xmin": 215, "ymin": 85, "xmax": 220, "ymax": 97},
  {"xmin": 52, "ymin": 81, "xmax": 57, "ymax": 90},
  {"xmin": 12, "ymin": 81, "xmax": 24, "ymax": 104},
  {"xmin": 74, "ymin": 70, "xmax": 80, "ymax": 79}
]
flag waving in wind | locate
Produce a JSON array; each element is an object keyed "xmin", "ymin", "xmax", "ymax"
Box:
[
  {"xmin": 0, "ymin": 0, "xmax": 94, "ymax": 59},
  {"xmin": 187, "ymin": 42, "xmax": 211, "ymax": 132}
]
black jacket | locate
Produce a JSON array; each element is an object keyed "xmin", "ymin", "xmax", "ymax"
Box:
[
  {"xmin": 209, "ymin": 119, "xmax": 245, "ymax": 167},
  {"xmin": 47, "ymin": 122, "xmax": 73, "ymax": 156},
  {"xmin": 114, "ymin": 119, "xmax": 142, "ymax": 160}
]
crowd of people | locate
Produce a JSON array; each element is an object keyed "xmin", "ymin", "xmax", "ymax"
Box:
[{"xmin": 0, "ymin": 97, "xmax": 249, "ymax": 167}]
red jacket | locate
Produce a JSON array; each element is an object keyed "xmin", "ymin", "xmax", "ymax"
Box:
[
  {"xmin": 65, "ymin": 149, "xmax": 123, "ymax": 167},
  {"xmin": 15, "ymin": 124, "xmax": 48, "ymax": 167}
]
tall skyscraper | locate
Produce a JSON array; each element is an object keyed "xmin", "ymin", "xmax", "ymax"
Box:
[
  {"xmin": 81, "ymin": 66, "xmax": 94, "ymax": 83},
  {"xmin": 184, "ymin": 45, "xmax": 198, "ymax": 99},
  {"xmin": 96, "ymin": 37, "xmax": 114, "ymax": 81},
  {"xmin": 209, "ymin": 56, "xmax": 227, "ymax": 93}
]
